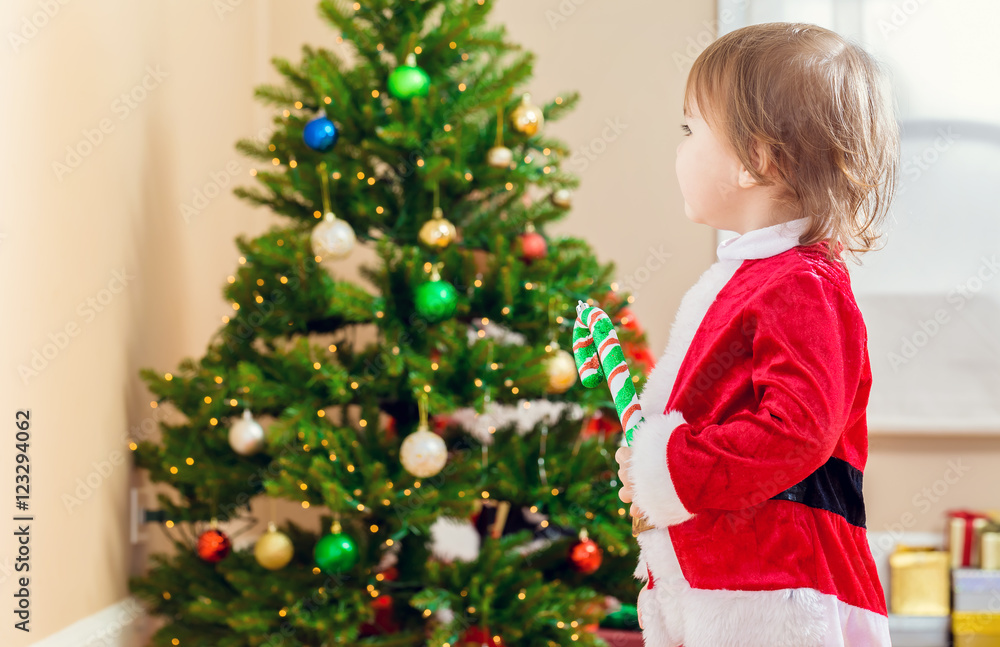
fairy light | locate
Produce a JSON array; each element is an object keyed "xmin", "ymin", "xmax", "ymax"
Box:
[
  {"xmin": 165, "ymin": 520, "xmax": 174, "ymax": 528},
  {"xmin": 210, "ymin": 418, "xmax": 218, "ymax": 426},
  {"xmin": 129, "ymin": 442, "xmax": 137, "ymax": 451},
  {"xmin": 317, "ymin": 410, "xmax": 326, "ymax": 417},
  {"xmin": 249, "ymin": 169, "xmax": 257, "ymax": 176},
  {"xmin": 186, "ymin": 457, "xmax": 194, "ymax": 465},
  {"xmin": 204, "ymin": 396, "xmax": 212, "ymax": 404},
  {"xmin": 149, "ymin": 401, "xmax": 158, "ymax": 409},
  {"xmin": 229, "ymin": 399, "xmax": 237, "ymax": 406},
  {"xmin": 302, "ymin": 501, "xmax": 310, "ymax": 509}
]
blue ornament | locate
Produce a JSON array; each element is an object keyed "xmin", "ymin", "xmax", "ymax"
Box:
[{"xmin": 303, "ymin": 114, "xmax": 339, "ymax": 151}]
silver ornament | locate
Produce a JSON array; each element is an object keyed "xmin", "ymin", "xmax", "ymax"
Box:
[
  {"xmin": 228, "ymin": 408, "xmax": 265, "ymax": 455},
  {"xmin": 400, "ymin": 425, "xmax": 448, "ymax": 478},
  {"xmin": 311, "ymin": 212, "xmax": 356, "ymax": 260}
]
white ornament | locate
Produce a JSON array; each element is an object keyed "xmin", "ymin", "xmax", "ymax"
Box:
[
  {"xmin": 311, "ymin": 212, "xmax": 356, "ymax": 260},
  {"xmin": 486, "ymin": 146, "xmax": 514, "ymax": 169},
  {"xmin": 400, "ymin": 425, "xmax": 448, "ymax": 478},
  {"xmin": 228, "ymin": 409, "xmax": 265, "ymax": 455}
]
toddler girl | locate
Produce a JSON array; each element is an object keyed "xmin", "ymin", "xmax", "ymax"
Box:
[{"xmin": 615, "ymin": 22, "xmax": 899, "ymax": 647}]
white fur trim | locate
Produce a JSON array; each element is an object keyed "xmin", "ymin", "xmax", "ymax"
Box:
[
  {"xmin": 627, "ymin": 409, "xmax": 693, "ymax": 528},
  {"xmin": 636, "ymin": 579, "xmax": 890, "ymax": 647},
  {"xmin": 637, "ymin": 584, "xmax": 684, "ymax": 647},
  {"xmin": 638, "ymin": 259, "xmax": 742, "ymax": 416}
]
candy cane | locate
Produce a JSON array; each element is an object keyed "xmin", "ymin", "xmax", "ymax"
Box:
[{"xmin": 572, "ymin": 300, "xmax": 644, "ymax": 445}]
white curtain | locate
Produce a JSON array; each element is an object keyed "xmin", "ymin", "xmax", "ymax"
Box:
[{"xmin": 716, "ymin": 0, "xmax": 1000, "ymax": 432}]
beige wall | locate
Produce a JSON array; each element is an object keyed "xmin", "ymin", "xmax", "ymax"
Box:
[{"xmin": 2, "ymin": 1, "xmax": 996, "ymax": 644}]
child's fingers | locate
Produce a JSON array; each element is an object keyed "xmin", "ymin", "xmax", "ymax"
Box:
[
  {"xmin": 614, "ymin": 446, "xmax": 631, "ymax": 466},
  {"xmin": 638, "ymin": 607, "xmax": 644, "ymax": 629},
  {"xmin": 618, "ymin": 484, "xmax": 633, "ymax": 503}
]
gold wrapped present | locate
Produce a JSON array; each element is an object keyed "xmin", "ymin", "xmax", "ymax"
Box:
[
  {"xmin": 952, "ymin": 612, "xmax": 1000, "ymax": 647},
  {"xmin": 889, "ymin": 546, "xmax": 950, "ymax": 616}
]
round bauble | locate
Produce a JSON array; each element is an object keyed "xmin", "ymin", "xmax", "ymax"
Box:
[
  {"xmin": 303, "ymin": 114, "xmax": 339, "ymax": 151},
  {"xmin": 229, "ymin": 409, "xmax": 265, "ymax": 456},
  {"xmin": 518, "ymin": 230, "xmax": 547, "ymax": 262},
  {"xmin": 510, "ymin": 93, "xmax": 544, "ymax": 136},
  {"xmin": 415, "ymin": 279, "xmax": 458, "ymax": 322},
  {"xmin": 400, "ymin": 425, "xmax": 448, "ymax": 478},
  {"xmin": 551, "ymin": 188, "xmax": 572, "ymax": 209},
  {"xmin": 387, "ymin": 54, "xmax": 431, "ymax": 100},
  {"xmin": 311, "ymin": 212, "xmax": 356, "ymax": 260},
  {"xmin": 314, "ymin": 531, "xmax": 359, "ymax": 575},
  {"xmin": 486, "ymin": 146, "xmax": 514, "ymax": 169},
  {"xmin": 197, "ymin": 529, "xmax": 232, "ymax": 563},
  {"xmin": 254, "ymin": 523, "xmax": 294, "ymax": 570},
  {"xmin": 545, "ymin": 347, "xmax": 578, "ymax": 394},
  {"xmin": 418, "ymin": 208, "xmax": 457, "ymax": 248},
  {"xmin": 568, "ymin": 532, "xmax": 602, "ymax": 574}
]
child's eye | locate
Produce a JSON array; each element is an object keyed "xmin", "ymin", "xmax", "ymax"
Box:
[{"xmin": 680, "ymin": 123, "xmax": 692, "ymax": 136}]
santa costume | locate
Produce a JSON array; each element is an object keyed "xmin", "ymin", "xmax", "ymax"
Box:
[{"xmin": 628, "ymin": 216, "xmax": 891, "ymax": 647}]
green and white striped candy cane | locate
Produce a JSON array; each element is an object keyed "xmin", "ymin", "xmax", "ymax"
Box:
[{"xmin": 572, "ymin": 300, "xmax": 644, "ymax": 445}]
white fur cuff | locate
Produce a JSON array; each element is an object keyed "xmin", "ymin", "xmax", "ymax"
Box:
[{"xmin": 627, "ymin": 409, "xmax": 694, "ymax": 528}]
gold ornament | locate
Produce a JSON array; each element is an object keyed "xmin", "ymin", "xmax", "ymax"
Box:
[
  {"xmin": 418, "ymin": 207, "xmax": 457, "ymax": 248},
  {"xmin": 254, "ymin": 522, "xmax": 294, "ymax": 570},
  {"xmin": 551, "ymin": 189, "xmax": 572, "ymax": 209},
  {"xmin": 487, "ymin": 146, "xmax": 514, "ymax": 169},
  {"xmin": 545, "ymin": 345, "xmax": 578, "ymax": 394},
  {"xmin": 510, "ymin": 93, "xmax": 545, "ymax": 136}
]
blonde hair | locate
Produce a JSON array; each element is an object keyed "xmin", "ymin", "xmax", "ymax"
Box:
[{"xmin": 686, "ymin": 22, "xmax": 900, "ymax": 264}]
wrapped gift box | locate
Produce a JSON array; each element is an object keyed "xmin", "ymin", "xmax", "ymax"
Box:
[
  {"xmin": 890, "ymin": 546, "xmax": 950, "ymax": 615},
  {"xmin": 888, "ymin": 614, "xmax": 951, "ymax": 647},
  {"xmin": 953, "ymin": 611, "xmax": 1000, "ymax": 647},
  {"xmin": 954, "ymin": 568, "xmax": 1000, "ymax": 612}
]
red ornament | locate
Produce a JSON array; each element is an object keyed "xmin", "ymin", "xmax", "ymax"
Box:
[
  {"xmin": 197, "ymin": 529, "xmax": 231, "ymax": 563},
  {"xmin": 581, "ymin": 409, "xmax": 621, "ymax": 439},
  {"xmin": 569, "ymin": 534, "xmax": 603, "ymax": 574},
  {"xmin": 518, "ymin": 231, "xmax": 547, "ymax": 262},
  {"xmin": 359, "ymin": 594, "xmax": 399, "ymax": 636},
  {"xmin": 460, "ymin": 626, "xmax": 506, "ymax": 647}
]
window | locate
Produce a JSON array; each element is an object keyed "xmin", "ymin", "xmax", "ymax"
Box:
[{"xmin": 715, "ymin": 0, "xmax": 1000, "ymax": 432}]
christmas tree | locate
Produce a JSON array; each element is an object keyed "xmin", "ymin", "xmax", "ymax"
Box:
[{"xmin": 129, "ymin": 1, "xmax": 655, "ymax": 645}]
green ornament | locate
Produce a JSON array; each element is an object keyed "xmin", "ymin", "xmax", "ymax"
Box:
[
  {"xmin": 601, "ymin": 603, "xmax": 640, "ymax": 630},
  {"xmin": 314, "ymin": 530, "xmax": 358, "ymax": 575},
  {"xmin": 415, "ymin": 280, "xmax": 457, "ymax": 322},
  {"xmin": 388, "ymin": 53, "xmax": 431, "ymax": 100}
]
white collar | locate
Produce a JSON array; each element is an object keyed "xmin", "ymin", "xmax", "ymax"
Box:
[{"xmin": 716, "ymin": 217, "xmax": 811, "ymax": 261}]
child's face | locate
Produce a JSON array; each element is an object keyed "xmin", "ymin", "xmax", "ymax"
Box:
[{"xmin": 675, "ymin": 95, "xmax": 746, "ymax": 232}]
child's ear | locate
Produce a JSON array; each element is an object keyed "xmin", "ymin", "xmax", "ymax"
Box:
[{"xmin": 738, "ymin": 139, "xmax": 776, "ymax": 188}]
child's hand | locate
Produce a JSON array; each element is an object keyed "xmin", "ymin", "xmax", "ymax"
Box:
[{"xmin": 615, "ymin": 447, "xmax": 639, "ymax": 517}]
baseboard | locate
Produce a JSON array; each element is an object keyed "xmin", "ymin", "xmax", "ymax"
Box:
[{"xmin": 31, "ymin": 598, "xmax": 147, "ymax": 647}]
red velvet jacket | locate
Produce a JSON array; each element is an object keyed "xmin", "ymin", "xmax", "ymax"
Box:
[{"xmin": 627, "ymin": 226, "xmax": 890, "ymax": 647}]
